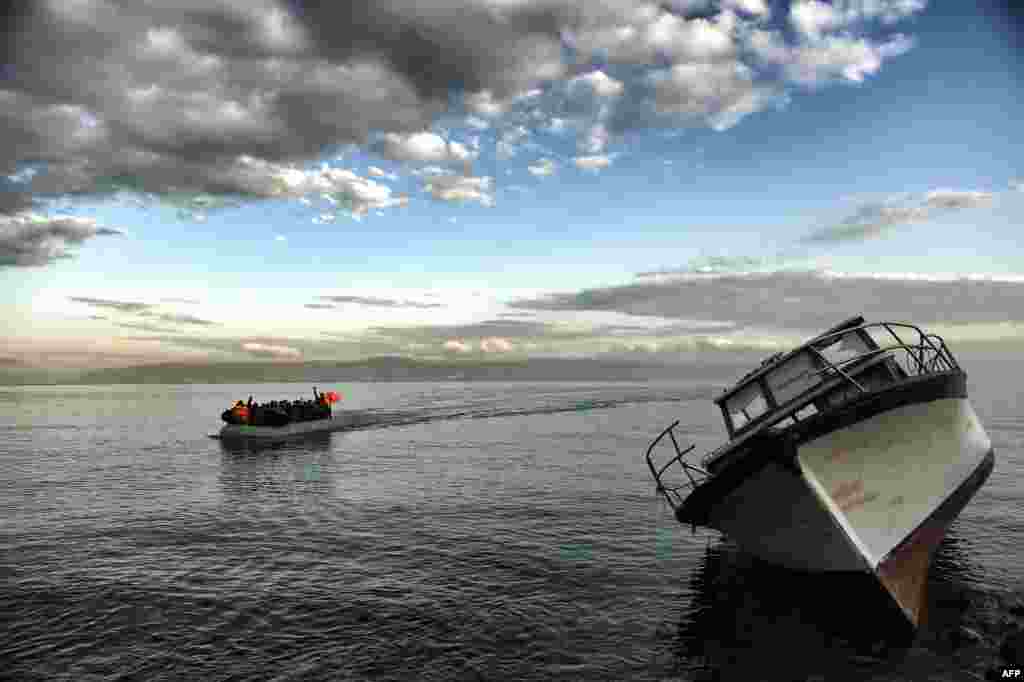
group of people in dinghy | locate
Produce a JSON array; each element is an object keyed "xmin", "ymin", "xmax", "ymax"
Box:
[{"xmin": 222, "ymin": 387, "xmax": 341, "ymax": 427}]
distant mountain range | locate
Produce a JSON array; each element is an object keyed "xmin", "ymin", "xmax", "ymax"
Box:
[{"xmin": 0, "ymin": 355, "xmax": 755, "ymax": 386}]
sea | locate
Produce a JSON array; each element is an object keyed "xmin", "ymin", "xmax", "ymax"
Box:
[{"xmin": 1, "ymin": 356, "xmax": 1021, "ymax": 681}]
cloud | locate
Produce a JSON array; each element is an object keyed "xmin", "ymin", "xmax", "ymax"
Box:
[
  {"xmin": 69, "ymin": 296, "xmax": 154, "ymax": 314},
  {"xmin": 922, "ymin": 188, "xmax": 994, "ymax": 211},
  {"xmin": 636, "ymin": 255, "xmax": 772, "ymax": 277},
  {"xmin": 649, "ymin": 60, "xmax": 779, "ymax": 130},
  {"xmin": 372, "ymin": 131, "xmax": 475, "ymax": 164},
  {"xmin": 579, "ymin": 123, "xmax": 610, "ymax": 154},
  {"xmin": 2, "ymin": 0, "xmax": 569, "ymax": 217},
  {"xmin": 316, "ymin": 295, "xmax": 444, "ymax": 309},
  {"xmin": 495, "ymin": 125, "xmax": 531, "ymax": 160},
  {"xmin": 790, "ymin": 0, "xmax": 926, "ymax": 38},
  {"xmin": 116, "ymin": 321, "xmax": 181, "ymax": 333},
  {"xmin": 1, "ymin": 213, "xmax": 123, "ymax": 267},
  {"xmin": 528, "ymin": 158, "xmax": 557, "ymax": 177},
  {"xmin": 366, "ymin": 165, "xmax": 399, "ymax": 181},
  {"xmin": 507, "ymin": 269, "xmax": 1024, "ymax": 333},
  {"xmin": 573, "ymin": 155, "xmax": 613, "ymax": 171},
  {"xmin": 156, "ymin": 312, "xmax": 218, "ymax": 326},
  {"xmin": 421, "ymin": 171, "xmax": 495, "ymax": 207},
  {"xmin": 226, "ymin": 156, "xmax": 408, "ymax": 217},
  {"xmin": 802, "ymin": 188, "xmax": 995, "ymax": 244},
  {"xmin": 569, "ymin": 70, "xmax": 624, "ymax": 98},
  {"xmin": 444, "ymin": 339, "xmax": 473, "ymax": 353},
  {"xmin": 480, "ymin": 336, "xmax": 514, "ymax": 353},
  {"xmin": 161, "ymin": 297, "xmax": 200, "ymax": 304},
  {"xmin": 241, "ymin": 342, "xmax": 302, "ymax": 359},
  {"xmin": 0, "ymin": 0, "xmax": 929, "ymax": 231},
  {"xmin": 769, "ymin": 33, "xmax": 916, "ymax": 86},
  {"xmin": 722, "ymin": 0, "xmax": 770, "ymax": 17},
  {"xmin": 572, "ymin": 5, "xmax": 738, "ymax": 65},
  {"xmin": 304, "ymin": 303, "xmax": 336, "ymax": 310}
]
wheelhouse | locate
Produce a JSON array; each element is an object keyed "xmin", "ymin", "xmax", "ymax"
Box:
[{"xmin": 709, "ymin": 316, "xmax": 959, "ymax": 461}]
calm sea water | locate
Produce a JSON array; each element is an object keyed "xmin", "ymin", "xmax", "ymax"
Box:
[{"xmin": 1, "ymin": 368, "xmax": 1021, "ymax": 680}]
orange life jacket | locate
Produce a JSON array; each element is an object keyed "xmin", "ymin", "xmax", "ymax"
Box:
[{"xmin": 233, "ymin": 405, "xmax": 250, "ymax": 423}]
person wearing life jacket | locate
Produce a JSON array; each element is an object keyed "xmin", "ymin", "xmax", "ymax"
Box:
[
  {"xmin": 313, "ymin": 387, "xmax": 332, "ymax": 418},
  {"xmin": 231, "ymin": 399, "xmax": 250, "ymax": 425}
]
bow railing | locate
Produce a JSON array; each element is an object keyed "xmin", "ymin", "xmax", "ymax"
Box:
[{"xmin": 645, "ymin": 420, "xmax": 710, "ymax": 511}]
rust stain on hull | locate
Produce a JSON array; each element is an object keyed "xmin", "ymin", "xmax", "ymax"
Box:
[
  {"xmin": 874, "ymin": 448, "xmax": 996, "ymax": 627},
  {"xmin": 875, "ymin": 522, "xmax": 948, "ymax": 627}
]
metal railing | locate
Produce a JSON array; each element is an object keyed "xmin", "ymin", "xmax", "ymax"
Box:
[
  {"xmin": 804, "ymin": 322, "xmax": 958, "ymax": 386},
  {"xmin": 645, "ymin": 419, "xmax": 710, "ymax": 511}
]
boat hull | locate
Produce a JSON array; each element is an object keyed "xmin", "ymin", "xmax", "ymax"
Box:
[
  {"xmin": 699, "ymin": 377, "xmax": 993, "ymax": 626},
  {"xmin": 217, "ymin": 411, "xmax": 376, "ymax": 440}
]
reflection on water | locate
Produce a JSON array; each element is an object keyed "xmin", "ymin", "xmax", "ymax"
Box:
[
  {"xmin": 673, "ymin": 531, "xmax": 1001, "ymax": 680},
  {"xmin": 216, "ymin": 431, "xmax": 334, "ymax": 456},
  {"xmin": 217, "ymin": 432, "xmax": 337, "ymax": 510}
]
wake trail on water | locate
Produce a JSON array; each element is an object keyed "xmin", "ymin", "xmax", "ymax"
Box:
[{"xmin": 351, "ymin": 386, "xmax": 719, "ymax": 433}]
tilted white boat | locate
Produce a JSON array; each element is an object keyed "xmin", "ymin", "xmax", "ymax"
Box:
[
  {"xmin": 216, "ymin": 410, "xmax": 377, "ymax": 441},
  {"xmin": 645, "ymin": 316, "xmax": 994, "ymax": 627}
]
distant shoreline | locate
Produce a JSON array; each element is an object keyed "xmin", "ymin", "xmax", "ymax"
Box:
[{"xmin": 0, "ymin": 356, "xmax": 756, "ymax": 387}]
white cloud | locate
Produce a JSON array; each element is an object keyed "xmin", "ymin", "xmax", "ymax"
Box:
[
  {"xmin": 786, "ymin": 34, "xmax": 915, "ymax": 85},
  {"xmin": 790, "ymin": 0, "xmax": 840, "ymax": 38},
  {"xmin": 569, "ymin": 70, "xmax": 625, "ymax": 98},
  {"xmin": 480, "ymin": 336, "xmax": 514, "ymax": 353},
  {"xmin": 422, "ymin": 172, "xmax": 495, "ymax": 207},
  {"xmin": 496, "ymin": 125, "xmax": 531, "ymax": 159},
  {"xmin": 573, "ymin": 5, "xmax": 738, "ymax": 64},
  {"xmin": 722, "ymin": 0, "xmax": 770, "ymax": 17},
  {"xmin": 374, "ymin": 131, "xmax": 476, "ymax": 164},
  {"xmin": 466, "ymin": 115, "xmax": 491, "ymax": 130},
  {"xmin": 650, "ymin": 61, "xmax": 778, "ymax": 130},
  {"xmin": 573, "ymin": 155, "xmax": 613, "ymax": 171},
  {"xmin": 274, "ymin": 234, "xmax": 287, "ymax": 242},
  {"xmin": 230, "ymin": 157, "xmax": 408, "ymax": 217},
  {"xmin": 528, "ymin": 158, "xmax": 557, "ymax": 177},
  {"xmin": 791, "ymin": 0, "xmax": 926, "ymax": 36},
  {"xmin": 922, "ymin": 189, "xmax": 994, "ymax": 210},
  {"xmin": 444, "ymin": 339, "xmax": 473, "ymax": 353},
  {"xmin": 544, "ymin": 117, "xmax": 571, "ymax": 135},
  {"xmin": 241, "ymin": 342, "xmax": 302, "ymax": 359},
  {"xmin": 367, "ymin": 166, "xmax": 397, "ymax": 180},
  {"xmin": 579, "ymin": 123, "xmax": 610, "ymax": 153},
  {"xmin": 465, "ymin": 90, "xmax": 508, "ymax": 117}
]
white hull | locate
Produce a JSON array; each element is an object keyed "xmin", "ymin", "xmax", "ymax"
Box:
[
  {"xmin": 705, "ymin": 397, "xmax": 993, "ymax": 623},
  {"xmin": 217, "ymin": 411, "xmax": 376, "ymax": 440}
]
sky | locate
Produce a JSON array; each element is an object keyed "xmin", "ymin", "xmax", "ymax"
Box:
[{"xmin": 1, "ymin": 0, "xmax": 1022, "ymax": 370}]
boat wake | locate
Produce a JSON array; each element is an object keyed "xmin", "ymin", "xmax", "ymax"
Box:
[{"xmin": 345, "ymin": 385, "xmax": 718, "ymax": 433}]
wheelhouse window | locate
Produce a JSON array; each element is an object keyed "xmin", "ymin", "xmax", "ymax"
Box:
[
  {"xmin": 725, "ymin": 382, "xmax": 769, "ymax": 431},
  {"xmin": 816, "ymin": 330, "xmax": 874, "ymax": 366},
  {"xmin": 764, "ymin": 351, "xmax": 820, "ymax": 406}
]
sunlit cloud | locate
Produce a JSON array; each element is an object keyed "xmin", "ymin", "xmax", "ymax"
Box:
[
  {"xmin": 573, "ymin": 155, "xmax": 613, "ymax": 171},
  {"xmin": 241, "ymin": 342, "xmax": 302, "ymax": 359}
]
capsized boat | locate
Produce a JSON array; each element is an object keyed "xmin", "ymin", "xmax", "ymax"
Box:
[
  {"xmin": 216, "ymin": 410, "xmax": 377, "ymax": 441},
  {"xmin": 645, "ymin": 316, "xmax": 994, "ymax": 627}
]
